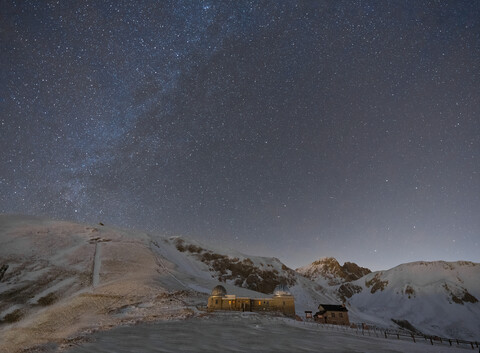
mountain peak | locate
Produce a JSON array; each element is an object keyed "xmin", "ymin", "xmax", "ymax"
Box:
[{"xmin": 296, "ymin": 257, "xmax": 371, "ymax": 285}]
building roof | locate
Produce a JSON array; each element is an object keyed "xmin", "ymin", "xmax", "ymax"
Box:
[
  {"xmin": 211, "ymin": 285, "xmax": 227, "ymax": 296},
  {"xmin": 317, "ymin": 304, "xmax": 348, "ymax": 312}
]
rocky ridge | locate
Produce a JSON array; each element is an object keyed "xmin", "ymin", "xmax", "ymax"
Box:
[
  {"xmin": 172, "ymin": 237, "xmax": 296, "ymax": 294},
  {"xmin": 296, "ymin": 257, "xmax": 372, "ymax": 285}
]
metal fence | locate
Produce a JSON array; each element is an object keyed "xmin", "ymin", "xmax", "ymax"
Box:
[{"xmin": 305, "ymin": 321, "xmax": 479, "ymax": 350}]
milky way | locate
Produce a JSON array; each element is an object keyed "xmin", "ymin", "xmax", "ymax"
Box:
[{"xmin": 1, "ymin": 1, "xmax": 479, "ymax": 270}]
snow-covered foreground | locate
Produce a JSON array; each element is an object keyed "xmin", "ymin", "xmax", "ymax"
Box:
[
  {"xmin": 66, "ymin": 313, "xmax": 472, "ymax": 353},
  {"xmin": 0, "ymin": 215, "xmax": 478, "ymax": 352}
]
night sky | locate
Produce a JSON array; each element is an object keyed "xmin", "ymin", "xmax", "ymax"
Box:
[{"xmin": 1, "ymin": 1, "xmax": 479, "ymax": 270}]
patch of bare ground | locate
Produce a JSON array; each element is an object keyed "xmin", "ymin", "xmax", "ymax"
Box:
[
  {"xmin": 2, "ymin": 309, "xmax": 24, "ymax": 323},
  {"xmin": 391, "ymin": 318, "xmax": 422, "ymax": 334},
  {"xmin": 0, "ymin": 264, "xmax": 8, "ymax": 281},
  {"xmin": 0, "ymin": 258, "xmax": 85, "ymax": 312},
  {"xmin": 461, "ymin": 291, "xmax": 478, "ymax": 303},
  {"xmin": 338, "ymin": 283, "xmax": 363, "ymax": 301},
  {"xmin": 404, "ymin": 285, "xmax": 415, "ymax": 299},
  {"xmin": 443, "ymin": 283, "xmax": 479, "ymax": 304},
  {"xmin": 365, "ymin": 273, "xmax": 388, "ymax": 294}
]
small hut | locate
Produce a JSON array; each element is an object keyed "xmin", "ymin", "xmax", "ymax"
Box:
[{"xmin": 314, "ymin": 304, "xmax": 349, "ymax": 325}]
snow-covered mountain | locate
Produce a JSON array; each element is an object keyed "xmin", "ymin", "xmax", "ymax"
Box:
[
  {"xmin": 0, "ymin": 215, "xmax": 479, "ymax": 352},
  {"xmin": 296, "ymin": 256, "xmax": 480, "ymax": 340},
  {"xmin": 296, "ymin": 257, "xmax": 372, "ymax": 286},
  {"xmin": 344, "ymin": 261, "xmax": 480, "ymax": 339}
]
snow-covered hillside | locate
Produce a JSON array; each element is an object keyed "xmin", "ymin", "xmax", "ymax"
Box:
[
  {"xmin": 151, "ymin": 236, "xmax": 336, "ymax": 314},
  {"xmin": 0, "ymin": 215, "xmax": 479, "ymax": 352},
  {"xmin": 0, "ymin": 215, "xmax": 194, "ymax": 353},
  {"xmin": 66, "ymin": 313, "xmax": 470, "ymax": 353},
  {"xmin": 294, "ymin": 256, "xmax": 480, "ymax": 341},
  {"xmin": 0, "ymin": 215, "xmax": 332, "ymax": 353},
  {"xmin": 344, "ymin": 261, "xmax": 480, "ymax": 339}
]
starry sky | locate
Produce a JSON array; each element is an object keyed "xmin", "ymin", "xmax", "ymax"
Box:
[{"xmin": 1, "ymin": 1, "xmax": 479, "ymax": 270}]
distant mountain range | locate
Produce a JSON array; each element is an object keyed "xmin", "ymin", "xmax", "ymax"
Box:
[
  {"xmin": 0, "ymin": 215, "xmax": 479, "ymax": 353},
  {"xmin": 297, "ymin": 256, "xmax": 480, "ymax": 339}
]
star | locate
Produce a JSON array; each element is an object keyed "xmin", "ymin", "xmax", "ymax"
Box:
[{"xmin": 0, "ymin": 0, "xmax": 479, "ymax": 271}]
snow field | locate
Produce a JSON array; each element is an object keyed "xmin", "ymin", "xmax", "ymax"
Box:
[{"xmin": 66, "ymin": 313, "xmax": 474, "ymax": 353}]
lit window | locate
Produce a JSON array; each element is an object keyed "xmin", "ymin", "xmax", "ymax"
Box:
[
  {"xmin": 259, "ymin": 301, "xmax": 261, "ymax": 305},
  {"xmin": 229, "ymin": 301, "xmax": 231, "ymax": 305}
]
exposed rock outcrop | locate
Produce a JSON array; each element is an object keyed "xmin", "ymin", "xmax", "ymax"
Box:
[
  {"xmin": 296, "ymin": 257, "xmax": 371, "ymax": 285},
  {"xmin": 338, "ymin": 283, "xmax": 363, "ymax": 301},
  {"xmin": 0, "ymin": 264, "xmax": 8, "ymax": 282},
  {"xmin": 443, "ymin": 283, "xmax": 479, "ymax": 304},
  {"xmin": 365, "ymin": 273, "xmax": 388, "ymax": 293},
  {"xmin": 173, "ymin": 238, "xmax": 296, "ymax": 294}
]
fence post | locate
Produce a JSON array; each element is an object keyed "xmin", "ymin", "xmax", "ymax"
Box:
[
  {"xmin": 430, "ymin": 337, "xmax": 433, "ymax": 345},
  {"xmin": 470, "ymin": 342, "xmax": 474, "ymax": 349},
  {"xmin": 397, "ymin": 333, "xmax": 399, "ymax": 340},
  {"xmin": 457, "ymin": 339, "xmax": 460, "ymax": 345},
  {"xmin": 449, "ymin": 339, "xmax": 452, "ymax": 346},
  {"xmin": 384, "ymin": 331, "xmax": 387, "ymax": 339},
  {"xmin": 411, "ymin": 334, "xmax": 415, "ymax": 343}
]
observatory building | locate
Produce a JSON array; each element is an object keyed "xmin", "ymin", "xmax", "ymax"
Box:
[{"xmin": 207, "ymin": 284, "xmax": 295, "ymax": 317}]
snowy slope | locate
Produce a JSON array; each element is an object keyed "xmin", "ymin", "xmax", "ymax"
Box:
[
  {"xmin": 344, "ymin": 261, "xmax": 480, "ymax": 339},
  {"xmin": 148, "ymin": 236, "xmax": 480, "ymax": 340},
  {"xmin": 149, "ymin": 236, "xmax": 337, "ymax": 313},
  {"xmin": 0, "ymin": 215, "xmax": 101, "ymax": 316},
  {"xmin": 0, "ymin": 215, "xmax": 334, "ymax": 353},
  {"xmin": 0, "ymin": 215, "xmax": 193, "ymax": 353},
  {"xmin": 66, "ymin": 313, "xmax": 471, "ymax": 353},
  {"xmin": 1, "ymin": 215, "xmax": 478, "ymax": 352}
]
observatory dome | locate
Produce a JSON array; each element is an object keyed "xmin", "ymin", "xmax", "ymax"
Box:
[
  {"xmin": 273, "ymin": 284, "xmax": 292, "ymax": 297},
  {"xmin": 211, "ymin": 285, "xmax": 227, "ymax": 296}
]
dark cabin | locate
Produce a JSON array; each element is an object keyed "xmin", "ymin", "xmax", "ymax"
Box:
[{"xmin": 314, "ymin": 304, "xmax": 350, "ymax": 325}]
